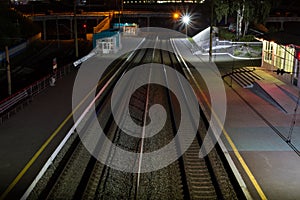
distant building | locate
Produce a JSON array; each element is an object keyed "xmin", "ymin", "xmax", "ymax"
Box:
[
  {"xmin": 258, "ymin": 32, "xmax": 300, "ymax": 87},
  {"xmin": 112, "ymin": 23, "xmax": 138, "ymax": 36}
]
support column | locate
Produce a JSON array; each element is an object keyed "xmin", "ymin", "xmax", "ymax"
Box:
[
  {"xmin": 209, "ymin": 0, "xmax": 214, "ymax": 62},
  {"xmin": 147, "ymin": 17, "xmax": 150, "ymax": 27},
  {"xmin": 5, "ymin": 46, "xmax": 11, "ymax": 96},
  {"xmin": 70, "ymin": 19, "xmax": 73, "ymax": 39},
  {"xmin": 43, "ymin": 20, "xmax": 47, "ymax": 40},
  {"xmin": 56, "ymin": 18, "xmax": 60, "ymax": 48},
  {"xmin": 280, "ymin": 21, "xmax": 284, "ymax": 31},
  {"xmin": 74, "ymin": 1, "xmax": 79, "ymax": 58}
]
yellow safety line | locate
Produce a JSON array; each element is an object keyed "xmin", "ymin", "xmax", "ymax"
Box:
[
  {"xmin": 0, "ymin": 112, "xmax": 73, "ymax": 200},
  {"xmin": 0, "ymin": 67, "xmax": 114, "ymax": 200},
  {"xmin": 192, "ymin": 74, "xmax": 267, "ymax": 200},
  {"xmin": 176, "ymin": 42, "xmax": 267, "ymax": 199},
  {"xmin": 222, "ymin": 128, "xmax": 267, "ymax": 200}
]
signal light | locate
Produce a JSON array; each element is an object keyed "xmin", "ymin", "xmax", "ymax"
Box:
[{"xmin": 83, "ymin": 24, "xmax": 87, "ymax": 28}]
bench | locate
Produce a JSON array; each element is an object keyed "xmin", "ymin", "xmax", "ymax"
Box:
[{"xmin": 0, "ymin": 91, "xmax": 30, "ymax": 123}]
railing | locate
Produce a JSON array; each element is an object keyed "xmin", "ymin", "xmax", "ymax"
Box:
[
  {"xmin": 0, "ymin": 64, "xmax": 72, "ymax": 124},
  {"xmin": 266, "ymin": 17, "xmax": 300, "ymax": 22},
  {"xmin": 93, "ymin": 16, "xmax": 111, "ymax": 34}
]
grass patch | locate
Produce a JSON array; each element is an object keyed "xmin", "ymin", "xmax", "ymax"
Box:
[{"xmin": 233, "ymin": 50, "xmax": 242, "ymax": 56}]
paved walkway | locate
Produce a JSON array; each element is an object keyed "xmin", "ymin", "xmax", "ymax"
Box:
[
  {"xmin": 0, "ymin": 36, "xmax": 147, "ymax": 200},
  {"xmin": 0, "ymin": 70, "xmax": 77, "ymax": 200},
  {"xmin": 222, "ymin": 67, "xmax": 300, "ymax": 200}
]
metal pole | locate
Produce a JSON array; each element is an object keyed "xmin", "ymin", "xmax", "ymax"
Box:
[
  {"xmin": 5, "ymin": 46, "xmax": 11, "ymax": 96},
  {"xmin": 56, "ymin": 18, "xmax": 60, "ymax": 48},
  {"xmin": 74, "ymin": 0, "xmax": 79, "ymax": 58},
  {"xmin": 230, "ymin": 66, "xmax": 233, "ymax": 87},
  {"xmin": 118, "ymin": 0, "xmax": 121, "ymax": 30},
  {"xmin": 236, "ymin": 9, "xmax": 240, "ymax": 40},
  {"xmin": 287, "ymin": 91, "xmax": 300, "ymax": 142},
  {"xmin": 43, "ymin": 20, "xmax": 47, "ymax": 40},
  {"xmin": 209, "ymin": 0, "xmax": 214, "ymax": 62},
  {"xmin": 186, "ymin": 23, "xmax": 188, "ymax": 38},
  {"xmin": 70, "ymin": 19, "xmax": 73, "ymax": 39}
]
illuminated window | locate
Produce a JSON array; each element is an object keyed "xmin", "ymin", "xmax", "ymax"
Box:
[
  {"xmin": 285, "ymin": 46, "xmax": 295, "ymax": 73},
  {"xmin": 271, "ymin": 44, "xmax": 295, "ymax": 73},
  {"xmin": 263, "ymin": 41, "xmax": 273, "ymax": 64},
  {"xmin": 274, "ymin": 43, "xmax": 283, "ymax": 69}
]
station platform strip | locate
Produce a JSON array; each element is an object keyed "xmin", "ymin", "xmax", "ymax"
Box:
[
  {"xmin": 0, "ymin": 70, "xmax": 77, "ymax": 200},
  {"xmin": 221, "ymin": 67, "xmax": 300, "ymax": 200},
  {"xmin": 0, "ymin": 36, "xmax": 145, "ymax": 200}
]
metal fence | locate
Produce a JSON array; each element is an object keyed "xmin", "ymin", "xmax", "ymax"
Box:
[{"xmin": 0, "ymin": 64, "xmax": 72, "ymax": 124}]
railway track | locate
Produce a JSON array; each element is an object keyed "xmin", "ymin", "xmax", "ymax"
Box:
[
  {"xmin": 160, "ymin": 41, "xmax": 239, "ymax": 199},
  {"xmin": 27, "ymin": 37, "xmax": 244, "ymax": 200}
]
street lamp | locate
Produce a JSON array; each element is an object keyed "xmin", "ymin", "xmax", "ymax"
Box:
[
  {"xmin": 173, "ymin": 12, "xmax": 180, "ymax": 20},
  {"xmin": 74, "ymin": 0, "xmax": 79, "ymax": 58},
  {"xmin": 182, "ymin": 15, "xmax": 190, "ymax": 37}
]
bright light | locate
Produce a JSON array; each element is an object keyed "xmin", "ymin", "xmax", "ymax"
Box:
[
  {"xmin": 173, "ymin": 13, "xmax": 180, "ymax": 20},
  {"xmin": 182, "ymin": 15, "xmax": 190, "ymax": 25}
]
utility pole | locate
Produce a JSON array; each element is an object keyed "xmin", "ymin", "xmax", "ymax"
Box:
[
  {"xmin": 56, "ymin": 18, "xmax": 60, "ymax": 48},
  {"xmin": 209, "ymin": 0, "xmax": 214, "ymax": 62},
  {"xmin": 287, "ymin": 91, "xmax": 300, "ymax": 143},
  {"xmin": 74, "ymin": 0, "xmax": 79, "ymax": 58},
  {"xmin": 5, "ymin": 46, "xmax": 11, "ymax": 96}
]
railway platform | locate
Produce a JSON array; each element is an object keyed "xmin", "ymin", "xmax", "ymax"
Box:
[
  {"xmin": 0, "ymin": 36, "xmax": 299, "ymax": 200},
  {"xmin": 221, "ymin": 67, "xmax": 300, "ymax": 200},
  {"xmin": 0, "ymin": 70, "xmax": 77, "ymax": 200}
]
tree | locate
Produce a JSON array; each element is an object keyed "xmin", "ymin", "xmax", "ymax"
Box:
[
  {"xmin": 232, "ymin": 0, "xmax": 244, "ymax": 38},
  {"xmin": 214, "ymin": 0, "xmax": 281, "ymax": 39},
  {"xmin": 242, "ymin": 1, "xmax": 256, "ymax": 36},
  {"xmin": 214, "ymin": 0, "xmax": 230, "ymax": 24}
]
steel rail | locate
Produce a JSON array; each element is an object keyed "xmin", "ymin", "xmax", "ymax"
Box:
[
  {"xmin": 20, "ymin": 38, "xmax": 146, "ymax": 200},
  {"xmin": 171, "ymin": 38, "xmax": 254, "ymax": 199},
  {"xmin": 135, "ymin": 36, "xmax": 159, "ymax": 199}
]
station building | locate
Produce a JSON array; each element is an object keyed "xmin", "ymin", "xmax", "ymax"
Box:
[
  {"xmin": 258, "ymin": 32, "xmax": 300, "ymax": 88},
  {"xmin": 93, "ymin": 30, "xmax": 121, "ymax": 54}
]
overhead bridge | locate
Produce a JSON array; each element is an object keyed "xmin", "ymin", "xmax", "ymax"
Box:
[
  {"xmin": 266, "ymin": 17, "xmax": 300, "ymax": 30},
  {"xmin": 27, "ymin": 11, "xmax": 173, "ymax": 40},
  {"xmin": 28, "ymin": 11, "xmax": 172, "ymax": 22}
]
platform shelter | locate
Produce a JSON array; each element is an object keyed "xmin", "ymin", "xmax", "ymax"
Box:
[{"xmin": 93, "ymin": 30, "xmax": 121, "ymax": 54}]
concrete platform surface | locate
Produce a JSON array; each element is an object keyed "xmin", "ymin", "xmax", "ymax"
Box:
[
  {"xmin": 223, "ymin": 68, "xmax": 300, "ymax": 200},
  {"xmin": 255, "ymin": 80, "xmax": 300, "ymax": 114},
  {"xmin": 0, "ymin": 70, "xmax": 77, "ymax": 200}
]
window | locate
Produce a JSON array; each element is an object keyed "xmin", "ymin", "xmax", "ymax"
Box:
[
  {"xmin": 263, "ymin": 41, "xmax": 273, "ymax": 64},
  {"xmin": 285, "ymin": 46, "xmax": 295, "ymax": 73}
]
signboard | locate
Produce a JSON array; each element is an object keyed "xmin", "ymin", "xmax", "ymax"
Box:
[{"xmin": 53, "ymin": 57, "xmax": 57, "ymax": 70}]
